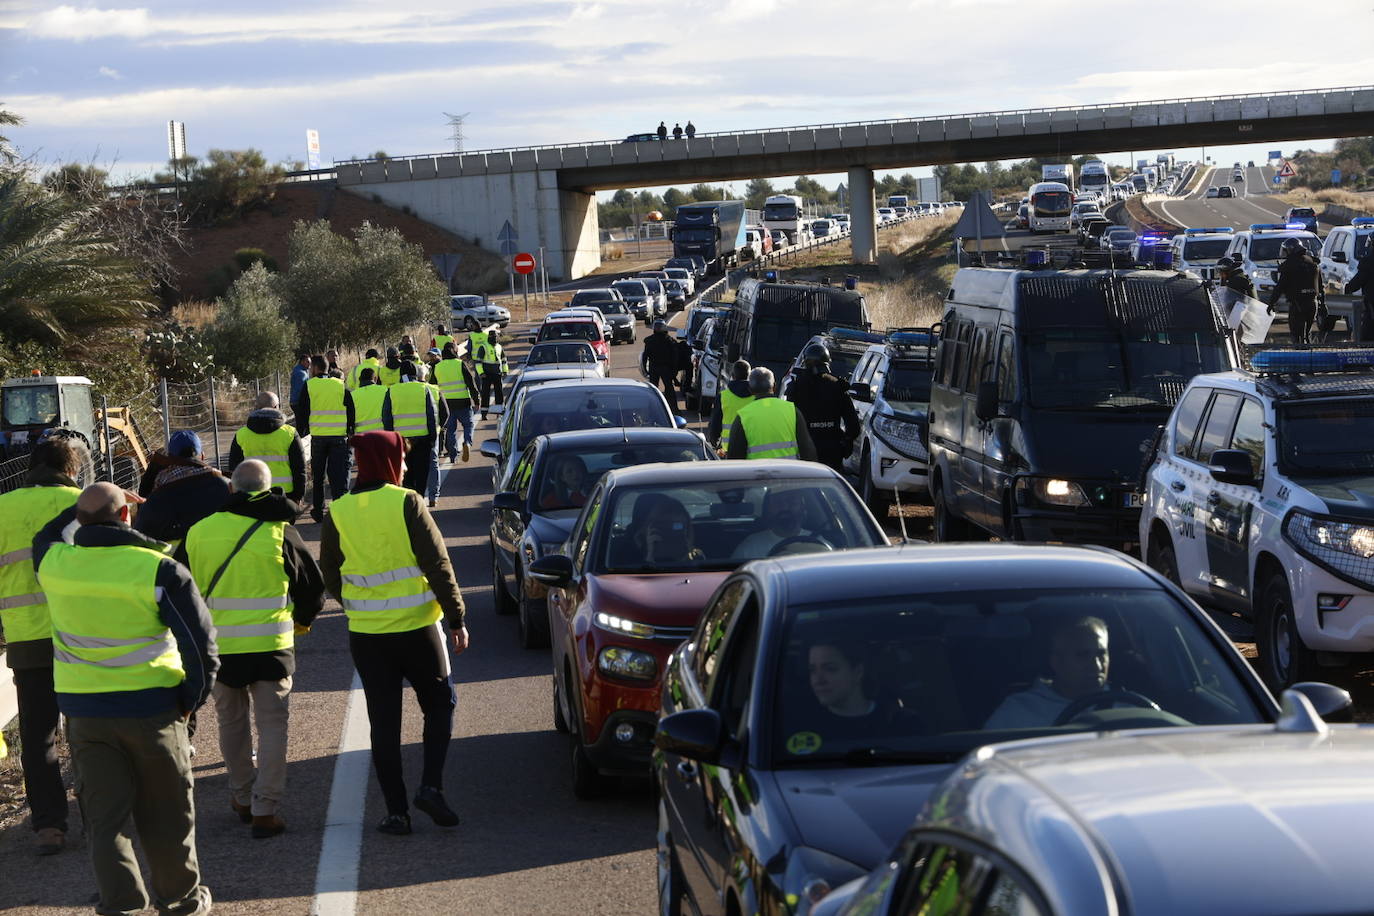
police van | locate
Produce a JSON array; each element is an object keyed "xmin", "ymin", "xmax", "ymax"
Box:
[
  {"xmin": 1139, "ymin": 347, "xmax": 1374, "ymax": 689},
  {"xmin": 843, "ymin": 329, "xmax": 936, "ymax": 510},
  {"xmin": 1170, "ymin": 227, "xmax": 1235, "ymax": 281},
  {"xmin": 1320, "ymin": 217, "xmax": 1374, "ymax": 293},
  {"xmin": 1222, "ymin": 223, "xmax": 1321, "ymax": 301}
]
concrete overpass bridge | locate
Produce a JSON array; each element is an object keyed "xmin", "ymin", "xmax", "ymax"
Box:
[{"xmin": 336, "ymin": 85, "xmax": 1374, "ymax": 280}]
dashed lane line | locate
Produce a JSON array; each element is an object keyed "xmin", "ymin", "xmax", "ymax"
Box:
[{"xmin": 311, "ymin": 672, "xmax": 371, "ymax": 916}]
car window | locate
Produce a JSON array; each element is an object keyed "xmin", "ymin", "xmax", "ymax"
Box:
[
  {"xmin": 710, "ymin": 601, "xmax": 760, "ymax": 737},
  {"xmin": 535, "ymin": 441, "xmax": 708, "ymax": 512},
  {"xmin": 513, "ymin": 444, "xmax": 537, "ymax": 502},
  {"xmin": 570, "ymin": 486, "xmax": 603, "ymax": 574},
  {"xmin": 965, "ymin": 327, "xmax": 991, "ymax": 391},
  {"xmin": 1196, "ymin": 392, "xmax": 1241, "ymax": 464},
  {"xmin": 996, "ymin": 330, "xmax": 1017, "ymax": 405},
  {"xmin": 694, "ymin": 579, "xmax": 752, "ymax": 685},
  {"xmin": 852, "ymin": 353, "xmax": 878, "ymax": 386},
  {"xmin": 1172, "ymin": 387, "xmax": 1212, "ymax": 459},
  {"xmin": 1228, "ymin": 398, "xmax": 1266, "ymax": 480}
]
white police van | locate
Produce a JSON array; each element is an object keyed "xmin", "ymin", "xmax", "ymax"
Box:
[
  {"xmin": 844, "ymin": 329, "xmax": 936, "ymax": 511},
  {"xmin": 1222, "ymin": 223, "xmax": 1321, "ymax": 301},
  {"xmin": 1320, "ymin": 217, "xmax": 1374, "ymax": 293},
  {"xmin": 1140, "ymin": 347, "xmax": 1374, "ymax": 689},
  {"xmin": 1171, "ymin": 227, "xmax": 1235, "ymax": 281}
]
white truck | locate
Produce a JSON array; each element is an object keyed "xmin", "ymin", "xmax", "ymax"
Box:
[
  {"xmin": 761, "ymin": 194, "xmax": 805, "ymax": 244},
  {"xmin": 1041, "ymin": 163, "xmax": 1075, "ymax": 192},
  {"xmin": 1079, "ymin": 160, "xmax": 1110, "ymax": 203}
]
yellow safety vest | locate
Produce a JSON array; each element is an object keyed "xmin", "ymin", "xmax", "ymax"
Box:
[
  {"xmin": 352, "ymin": 383, "xmax": 388, "ymax": 433},
  {"xmin": 432, "ymin": 359, "xmax": 470, "ymax": 400},
  {"xmin": 377, "ymin": 364, "xmax": 402, "ymax": 387},
  {"xmin": 40, "ymin": 543, "xmax": 184, "ymax": 694},
  {"xmin": 306, "ymin": 376, "xmax": 348, "ymax": 437},
  {"xmin": 386, "ymin": 382, "xmax": 432, "ymax": 438},
  {"xmin": 738, "ymin": 398, "xmax": 800, "ymax": 459},
  {"xmin": 330, "ymin": 484, "xmax": 441, "ymax": 634},
  {"xmin": 186, "ymin": 506, "xmax": 292, "ymax": 655},
  {"xmin": 0, "ymin": 485, "xmax": 80, "ymax": 644},
  {"xmin": 718, "ymin": 388, "xmax": 755, "ymax": 452},
  {"xmin": 433, "ymin": 334, "xmax": 454, "ymax": 354},
  {"xmin": 467, "ymin": 331, "xmax": 488, "ymax": 362},
  {"xmin": 347, "ymin": 357, "xmax": 380, "ymax": 390},
  {"xmin": 233, "ymin": 425, "xmax": 298, "ymax": 490}
]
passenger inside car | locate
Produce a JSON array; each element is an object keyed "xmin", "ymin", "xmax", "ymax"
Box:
[
  {"xmin": 983, "ymin": 616, "xmax": 1111, "ymax": 728},
  {"xmin": 801, "ymin": 639, "xmax": 917, "ymax": 741},
  {"xmin": 540, "ymin": 455, "xmax": 589, "ymax": 510}
]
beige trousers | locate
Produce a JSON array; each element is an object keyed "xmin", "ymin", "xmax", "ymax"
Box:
[{"xmin": 212, "ymin": 677, "xmax": 291, "ymax": 816}]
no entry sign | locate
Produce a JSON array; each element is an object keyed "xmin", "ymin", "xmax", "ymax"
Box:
[{"xmin": 513, "ymin": 252, "xmax": 536, "ymax": 275}]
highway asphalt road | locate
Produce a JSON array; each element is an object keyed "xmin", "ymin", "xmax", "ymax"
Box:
[{"xmin": 1154, "ymin": 163, "xmax": 1295, "ymax": 231}]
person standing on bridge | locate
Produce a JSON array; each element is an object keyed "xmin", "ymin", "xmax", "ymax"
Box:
[
  {"xmin": 685, "ymin": 121, "xmax": 696, "ymax": 139},
  {"xmin": 672, "ymin": 123, "xmax": 683, "ymax": 140},
  {"xmin": 787, "ymin": 343, "xmax": 860, "ymax": 473},
  {"xmin": 727, "ymin": 368, "xmax": 818, "ymax": 461},
  {"xmin": 228, "ymin": 391, "xmax": 306, "ymax": 504},
  {"xmin": 1267, "ymin": 238, "xmax": 1322, "ymax": 345},
  {"xmin": 641, "ymin": 320, "xmax": 681, "ymax": 411},
  {"xmin": 657, "ymin": 121, "xmax": 668, "ymax": 141},
  {"xmin": 1344, "ymin": 246, "xmax": 1374, "ymax": 342},
  {"xmin": 319, "ymin": 430, "xmax": 468, "ymax": 837}
]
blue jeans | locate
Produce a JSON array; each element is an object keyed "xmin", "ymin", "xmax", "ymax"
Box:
[
  {"xmin": 443, "ymin": 402, "xmax": 473, "ymax": 457},
  {"xmin": 423, "ymin": 437, "xmax": 441, "ymax": 501}
]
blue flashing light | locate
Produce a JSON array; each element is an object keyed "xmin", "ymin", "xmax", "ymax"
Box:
[
  {"xmin": 1251, "ymin": 349, "xmax": 1374, "ymax": 374},
  {"xmin": 1185, "ymin": 227, "xmax": 1234, "ymax": 235},
  {"xmin": 1250, "ymin": 223, "xmax": 1288, "ymax": 232},
  {"xmin": 1153, "ymin": 249, "xmax": 1175, "ymax": 268},
  {"xmin": 829, "ymin": 327, "xmax": 885, "ymax": 344},
  {"xmin": 1025, "ymin": 250, "xmax": 1048, "ymax": 267},
  {"xmin": 1285, "ymin": 222, "xmax": 1308, "ymax": 230},
  {"xmin": 888, "ymin": 331, "xmax": 934, "ymax": 348},
  {"xmin": 1352, "ymin": 217, "xmax": 1374, "ymax": 228},
  {"xmin": 763, "ymin": 269, "xmax": 778, "ymax": 281}
]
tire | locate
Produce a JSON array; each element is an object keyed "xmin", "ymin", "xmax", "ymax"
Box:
[
  {"xmin": 491, "ymin": 542, "xmax": 517, "ymax": 615},
  {"xmin": 1256, "ymin": 570, "xmax": 1316, "ymax": 691},
  {"xmin": 860, "ymin": 449, "xmax": 891, "ymax": 516},
  {"xmin": 657, "ymin": 800, "xmax": 687, "ymax": 916},
  {"xmin": 1146, "ymin": 534, "xmax": 1181, "ymax": 586},
  {"xmin": 552, "ymin": 666, "xmax": 570, "ymax": 733},
  {"xmin": 464, "ymin": 316, "xmax": 480, "ymax": 331},
  {"xmin": 571, "ymin": 733, "xmax": 606, "ymax": 799},
  {"xmin": 931, "ymin": 475, "xmax": 977, "ymax": 542},
  {"xmin": 517, "ymin": 572, "xmax": 551, "ymax": 649}
]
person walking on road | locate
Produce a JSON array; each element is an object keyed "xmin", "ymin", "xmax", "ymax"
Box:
[
  {"xmin": 319, "ymin": 431, "xmax": 468, "ymax": 837},
  {"xmin": 1345, "ymin": 247, "xmax": 1374, "ymax": 342},
  {"xmin": 641, "ymin": 320, "xmax": 681, "ymax": 411},
  {"xmin": 685, "ymin": 121, "xmax": 696, "ymax": 139},
  {"xmin": 181, "ymin": 461, "xmax": 325, "ymax": 840},
  {"xmin": 297, "ymin": 356, "xmax": 355, "ymax": 523},
  {"xmin": 672, "ymin": 123, "xmax": 683, "ymax": 140},
  {"xmin": 229, "ymin": 391, "xmax": 306, "ymax": 503},
  {"xmin": 787, "ymin": 343, "xmax": 861, "ymax": 473},
  {"xmin": 1268, "ymin": 238, "xmax": 1322, "ymax": 345},
  {"xmin": 351, "ymin": 368, "xmax": 389, "ymax": 433},
  {"xmin": 0, "ymin": 434, "xmax": 85, "ymax": 855},
  {"xmin": 34, "ymin": 482, "xmax": 218, "ymax": 916},
  {"xmin": 382, "ymin": 362, "xmax": 439, "ymax": 499},
  {"xmin": 378, "ymin": 347, "xmax": 403, "ymax": 387},
  {"xmin": 289, "ymin": 352, "xmax": 310, "ymax": 413},
  {"xmin": 656, "ymin": 121, "xmax": 668, "ymax": 141},
  {"xmin": 475, "ymin": 328, "xmax": 509, "ymax": 421},
  {"xmin": 707, "ymin": 359, "xmax": 754, "ymax": 455},
  {"xmin": 727, "ymin": 367, "xmax": 818, "ymax": 461},
  {"xmin": 431, "ymin": 325, "xmax": 455, "ymax": 354},
  {"xmin": 134, "ymin": 430, "xmax": 230, "ymax": 550},
  {"xmin": 433, "ymin": 342, "xmax": 479, "ymax": 463},
  {"xmin": 347, "ymin": 349, "xmax": 382, "ymax": 391}
]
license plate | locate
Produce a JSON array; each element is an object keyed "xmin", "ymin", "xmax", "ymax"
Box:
[{"xmin": 1122, "ymin": 491, "xmax": 1144, "ymax": 509}]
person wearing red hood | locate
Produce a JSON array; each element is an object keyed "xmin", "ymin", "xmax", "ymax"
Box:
[{"xmin": 318, "ymin": 431, "xmax": 468, "ymax": 836}]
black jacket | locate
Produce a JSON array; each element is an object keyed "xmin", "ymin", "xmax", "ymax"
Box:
[
  {"xmin": 1346, "ymin": 251, "xmax": 1374, "ymax": 304},
  {"xmin": 295, "ymin": 376, "xmax": 356, "ymax": 438},
  {"xmin": 707, "ymin": 379, "xmax": 753, "ymax": 444},
  {"xmin": 641, "ymin": 331, "xmax": 678, "ymax": 370},
  {"xmin": 134, "ymin": 458, "xmax": 230, "ymax": 545},
  {"xmin": 1222, "ymin": 272, "xmax": 1256, "ymax": 299},
  {"xmin": 173, "ymin": 490, "xmax": 325, "ymax": 688},
  {"xmin": 227, "ymin": 408, "xmax": 307, "ymax": 502},
  {"xmin": 32, "ymin": 518, "xmax": 218, "ymax": 718},
  {"xmin": 788, "ymin": 369, "xmax": 861, "ymax": 441},
  {"xmin": 1269, "ymin": 252, "xmax": 1320, "ymax": 306}
]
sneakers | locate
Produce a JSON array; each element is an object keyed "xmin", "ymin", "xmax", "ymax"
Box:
[
  {"xmin": 427, "ymin": 496, "xmax": 437, "ymax": 508},
  {"xmin": 35, "ymin": 827, "xmax": 64, "ymax": 856},
  {"xmin": 231, "ymin": 801, "xmax": 252, "ymax": 824},
  {"xmin": 413, "ymin": 786, "xmax": 460, "ymax": 827},
  {"xmin": 377, "ymin": 813, "xmax": 412, "ymax": 835},
  {"xmin": 251, "ymin": 814, "xmax": 286, "ymax": 839},
  {"xmin": 461, "ymin": 442, "xmax": 470, "ymax": 463}
]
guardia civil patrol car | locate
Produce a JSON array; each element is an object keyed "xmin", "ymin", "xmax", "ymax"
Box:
[
  {"xmin": 1140, "ymin": 347, "xmax": 1374, "ymax": 690},
  {"xmin": 1170, "ymin": 226, "xmax": 1234, "ymax": 281}
]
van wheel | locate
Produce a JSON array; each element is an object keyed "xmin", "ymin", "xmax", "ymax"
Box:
[
  {"xmin": 931, "ymin": 476, "xmax": 975, "ymax": 542},
  {"xmin": 1147, "ymin": 536, "xmax": 1181, "ymax": 586},
  {"xmin": 491, "ymin": 543, "xmax": 517, "ymax": 615},
  {"xmin": 1256, "ymin": 570, "xmax": 1316, "ymax": 690}
]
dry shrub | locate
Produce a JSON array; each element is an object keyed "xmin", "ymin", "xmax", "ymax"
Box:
[
  {"xmin": 172, "ymin": 301, "xmax": 218, "ymax": 329},
  {"xmin": 604, "ymin": 245, "xmax": 624, "ymax": 260},
  {"xmin": 866, "ymin": 278, "xmax": 946, "ymax": 329}
]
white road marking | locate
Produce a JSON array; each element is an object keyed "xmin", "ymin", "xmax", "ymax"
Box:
[{"xmin": 311, "ymin": 672, "xmax": 371, "ymax": 916}]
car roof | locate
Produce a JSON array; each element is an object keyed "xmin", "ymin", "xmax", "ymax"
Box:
[
  {"xmin": 525, "ymin": 376, "xmax": 660, "ymax": 392},
  {"xmin": 601, "ymin": 458, "xmax": 842, "ymax": 488},
  {"xmin": 970, "ymin": 725, "xmax": 1374, "ymax": 914},
  {"xmin": 540, "ymin": 427, "xmax": 704, "ymax": 451},
  {"xmin": 513, "ymin": 367, "xmax": 599, "ymax": 385}
]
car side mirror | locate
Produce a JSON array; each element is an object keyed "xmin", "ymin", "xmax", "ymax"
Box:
[
  {"xmin": 1207, "ymin": 449, "xmax": 1256, "ymax": 487},
  {"xmin": 975, "ymin": 380, "xmax": 999, "ymax": 422},
  {"xmin": 492, "ymin": 491, "xmax": 523, "ymax": 512},
  {"xmin": 480, "ymin": 439, "xmax": 502, "ymax": 460},
  {"xmin": 527, "ymin": 554, "xmax": 574, "ymax": 587},
  {"xmin": 655, "ymin": 708, "xmax": 727, "ymax": 764},
  {"xmin": 1333, "ymin": 251, "xmax": 1347, "ymax": 264},
  {"xmin": 848, "ymin": 382, "xmax": 872, "ymax": 402},
  {"xmin": 1287, "ymin": 682, "xmax": 1354, "ymax": 722}
]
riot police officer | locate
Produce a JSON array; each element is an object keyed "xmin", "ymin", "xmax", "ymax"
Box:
[
  {"xmin": 786, "ymin": 343, "xmax": 860, "ymax": 473},
  {"xmin": 1216, "ymin": 256, "xmax": 1256, "ymax": 299},
  {"xmin": 1268, "ymin": 238, "xmax": 1322, "ymax": 345}
]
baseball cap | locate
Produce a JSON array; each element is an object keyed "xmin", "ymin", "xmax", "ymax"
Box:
[{"xmin": 168, "ymin": 429, "xmax": 202, "ymax": 458}]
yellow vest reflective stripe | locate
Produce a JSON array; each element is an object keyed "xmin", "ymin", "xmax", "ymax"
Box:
[
  {"xmin": 40, "ymin": 543, "xmax": 184, "ymax": 693},
  {"xmin": 351, "ymin": 383, "xmax": 388, "ymax": 433},
  {"xmin": 467, "ymin": 331, "xmax": 488, "ymax": 362},
  {"xmin": 330, "ymin": 484, "xmax": 441, "ymax": 634},
  {"xmin": 738, "ymin": 398, "xmax": 800, "ymax": 459},
  {"xmin": 185, "ymin": 507, "xmax": 292, "ymax": 655},
  {"xmin": 433, "ymin": 335, "xmax": 454, "ymax": 353},
  {"xmin": 432, "ymin": 359, "xmax": 470, "ymax": 400},
  {"xmin": 718, "ymin": 389, "xmax": 755, "ymax": 451},
  {"xmin": 387, "ymin": 382, "xmax": 431, "ymax": 438},
  {"xmin": 306, "ymin": 376, "xmax": 348, "ymax": 436},
  {"xmin": 377, "ymin": 365, "xmax": 401, "ymax": 387},
  {"xmin": 347, "ymin": 357, "xmax": 380, "ymax": 390},
  {"xmin": 0, "ymin": 485, "xmax": 80, "ymax": 643},
  {"xmin": 233, "ymin": 425, "xmax": 297, "ymax": 489}
]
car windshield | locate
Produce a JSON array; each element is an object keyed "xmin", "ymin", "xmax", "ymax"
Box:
[
  {"xmin": 1358, "ymin": 235, "xmax": 1373, "ymax": 260},
  {"xmin": 771, "ymin": 587, "xmax": 1266, "ymax": 765},
  {"xmin": 1251, "ymin": 237, "xmax": 1320, "ymax": 261},
  {"xmin": 665, "ymin": 270, "xmax": 690, "ymax": 280},
  {"xmin": 1289, "ymin": 208, "xmax": 1315, "ymax": 218},
  {"xmin": 823, "ymin": 347, "xmax": 864, "ymax": 381},
  {"xmin": 1278, "ymin": 400, "xmax": 1374, "ymax": 476},
  {"xmin": 527, "ymin": 343, "xmax": 597, "ymax": 366},
  {"xmin": 1182, "ymin": 239, "xmax": 1231, "ymax": 260},
  {"xmin": 1025, "ymin": 328, "xmax": 1228, "ymax": 410},
  {"xmin": 517, "ymin": 387, "xmax": 671, "ymax": 452},
  {"xmin": 1032, "ymin": 191, "xmax": 1071, "ymax": 216},
  {"xmin": 674, "ymin": 229, "xmax": 715, "ymax": 243},
  {"xmin": 640, "ymin": 279, "xmax": 664, "ymax": 294},
  {"xmin": 613, "ymin": 281, "xmax": 647, "ymax": 297},
  {"xmin": 538, "ymin": 321, "xmax": 601, "ymax": 343},
  {"xmin": 596, "ymin": 479, "xmax": 879, "ymax": 574},
  {"xmin": 571, "ymin": 292, "xmax": 615, "ymax": 307},
  {"xmin": 883, "ymin": 361, "xmax": 933, "ymax": 403},
  {"xmin": 536, "ymin": 442, "xmax": 709, "ymax": 512}
]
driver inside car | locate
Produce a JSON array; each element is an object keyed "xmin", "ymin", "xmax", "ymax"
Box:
[
  {"xmin": 733, "ymin": 488, "xmax": 830, "ymax": 558},
  {"xmin": 984, "ymin": 616, "xmax": 1113, "ymax": 728}
]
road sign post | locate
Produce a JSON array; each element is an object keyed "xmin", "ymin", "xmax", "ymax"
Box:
[{"xmin": 513, "ymin": 252, "xmax": 536, "ymax": 320}]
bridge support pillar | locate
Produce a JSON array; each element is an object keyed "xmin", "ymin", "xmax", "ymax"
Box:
[{"xmin": 849, "ymin": 166, "xmax": 877, "ymax": 264}]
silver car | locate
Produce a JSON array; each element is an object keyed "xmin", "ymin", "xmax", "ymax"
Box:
[{"xmin": 450, "ymin": 294, "xmax": 511, "ymax": 330}]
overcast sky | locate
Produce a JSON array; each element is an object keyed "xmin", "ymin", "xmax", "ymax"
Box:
[{"xmin": 3, "ymin": 0, "xmax": 1369, "ymax": 193}]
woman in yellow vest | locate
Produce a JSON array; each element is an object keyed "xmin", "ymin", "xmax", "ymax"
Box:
[
  {"xmin": 726, "ymin": 367, "xmax": 818, "ymax": 461},
  {"xmin": 319, "ymin": 431, "xmax": 468, "ymax": 836},
  {"xmin": 228, "ymin": 391, "xmax": 306, "ymax": 502}
]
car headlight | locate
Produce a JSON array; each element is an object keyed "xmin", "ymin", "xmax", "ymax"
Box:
[
  {"xmin": 872, "ymin": 412, "xmax": 927, "ymax": 460},
  {"xmin": 782, "ymin": 845, "xmax": 867, "ymax": 916},
  {"xmin": 595, "ymin": 611, "xmax": 655, "ymax": 638},
  {"xmin": 596, "ymin": 645, "xmax": 657, "ymax": 680},
  {"xmin": 1284, "ymin": 510, "xmax": 1374, "ymax": 587},
  {"xmin": 1018, "ymin": 476, "xmax": 1091, "ymax": 508}
]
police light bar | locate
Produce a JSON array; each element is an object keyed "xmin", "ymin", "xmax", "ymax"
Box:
[
  {"xmin": 888, "ymin": 331, "xmax": 935, "ymax": 348},
  {"xmin": 763, "ymin": 269, "xmax": 778, "ymax": 281},
  {"xmin": 1153, "ymin": 249, "xmax": 1175, "ymax": 268},
  {"xmin": 1250, "ymin": 223, "xmax": 1289, "ymax": 232},
  {"xmin": 829, "ymin": 327, "xmax": 886, "ymax": 344},
  {"xmin": 1285, "ymin": 222, "xmax": 1308, "ymax": 231},
  {"xmin": 1352, "ymin": 217, "xmax": 1374, "ymax": 228},
  {"xmin": 1250, "ymin": 349, "xmax": 1374, "ymax": 374},
  {"xmin": 1184, "ymin": 227, "xmax": 1233, "ymax": 235},
  {"xmin": 1025, "ymin": 250, "xmax": 1048, "ymax": 267}
]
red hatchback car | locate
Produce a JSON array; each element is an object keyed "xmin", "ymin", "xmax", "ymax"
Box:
[
  {"xmin": 537, "ymin": 317, "xmax": 609, "ymax": 360},
  {"xmin": 528, "ymin": 460, "xmax": 887, "ymax": 797}
]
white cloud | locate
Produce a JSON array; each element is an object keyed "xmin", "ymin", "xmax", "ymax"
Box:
[
  {"xmin": 98, "ymin": 65, "xmax": 122, "ymax": 79},
  {"xmin": 28, "ymin": 5, "xmax": 152, "ymax": 40}
]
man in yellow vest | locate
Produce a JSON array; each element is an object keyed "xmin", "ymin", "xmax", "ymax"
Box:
[
  {"xmin": 228, "ymin": 391, "xmax": 306, "ymax": 502},
  {"xmin": 0, "ymin": 434, "xmax": 84, "ymax": 855},
  {"xmin": 465, "ymin": 326, "xmax": 488, "ymax": 363},
  {"xmin": 423, "ymin": 368, "xmax": 449, "ymax": 508},
  {"xmin": 34, "ymin": 482, "xmax": 217, "ymax": 916},
  {"xmin": 377, "ymin": 347, "xmax": 403, "ymax": 387},
  {"xmin": 346, "ymin": 348, "xmax": 382, "ymax": 390},
  {"xmin": 296, "ymin": 355, "xmax": 355, "ymax": 523},
  {"xmin": 430, "ymin": 324, "xmax": 454, "ymax": 354},
  {"xmin": 351, "ymin": 367, "xmax": 389, "ymax": 433},
  {"xmin": 181, "ymin": 461, "xmax": 324, "ymax": 840},
  {"xmin": 707, "ymin": 359, "xmax": 754, "ymax": 457},
  {"xmin": 319, "ymin": 431, "xmax": 467, "ymax": 836},
  {"xmin": 726, "ymin": 367, "xmax": 818, "ymax": 461},
  {"xmin": 432, "ymin": 342, "xmax": 479, "ymax": 464},
  {"xmin": 381, "ymin": 361, "xmax": 438, "ymax": 498},
  {"xmin": 475, "ymin": 327, "xmax": 510, "ymax": 421}
]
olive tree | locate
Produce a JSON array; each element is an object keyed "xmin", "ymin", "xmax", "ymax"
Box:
[{"xmin": 206, "ymin": 263, "xmax": 297, "ymax": 380}]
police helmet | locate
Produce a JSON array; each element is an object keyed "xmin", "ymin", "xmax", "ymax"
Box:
[
  {"xmin": 1280, "ymin": 237, "xmax": 1304, "ymax": 256},
  {"xmin": 653, "ymin": 319, "xmax": 668, "ymax": 332},
  {"xmin": 1216, "ymin": 256, "xmax": 1236, "ymax": 272},
  {"xmin": 803, "ymin": 342, "xmax": 831, "ymax": 367}
]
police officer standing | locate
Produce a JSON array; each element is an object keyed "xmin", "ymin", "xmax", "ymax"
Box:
[
  {"xmin": 1268, "ymin": 238, "xmax": 1322, "ymax": 345},
  {"xmin": 1345, "ymin": 246, "xmax": 1374, "ymax": 342},
  {"xmin": 475, "ymin": 328, "xmax": 509, "ymax": 421},
  {"xmin": 1216, "ymin": 256, "xmax": 1256, "ymax": 299},
  {"xmin": 727, "ymin": 368, "xmax": 818, "ymax": 461},
  {"xmin": 787, "ymin": 343, "xmax": 861, "ymax": 473},
  {"xmin": 641, "ymin": 320, "xmax": 680, "ymax": 411}
]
